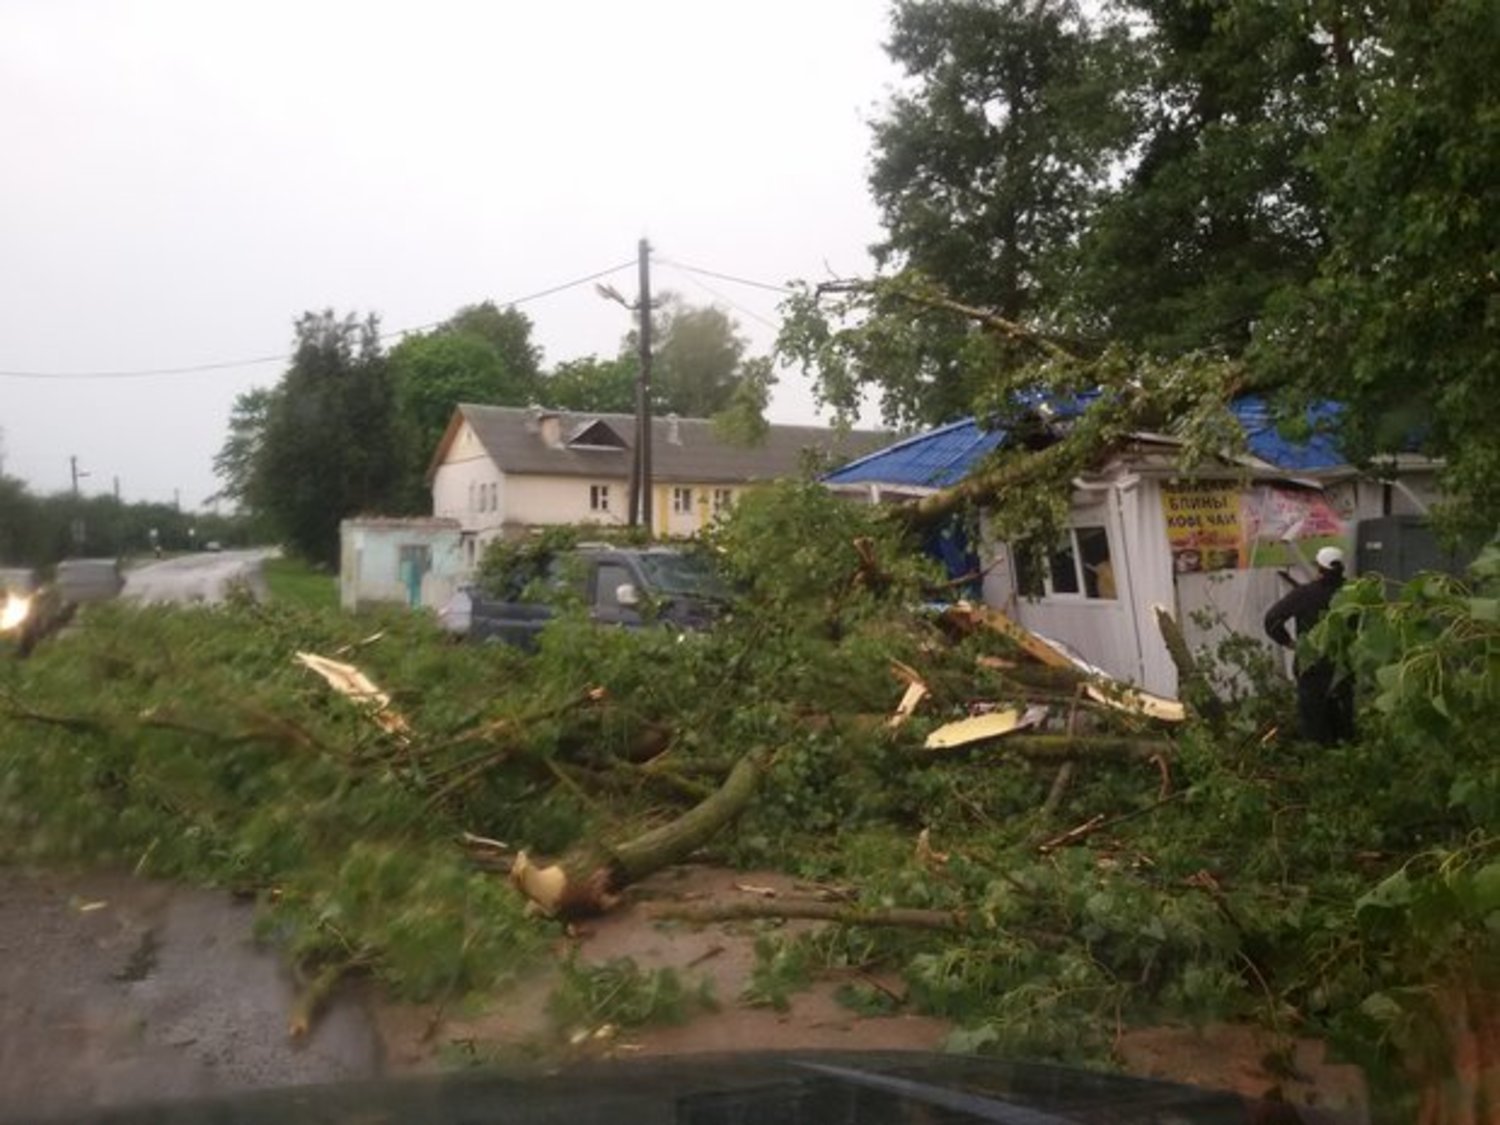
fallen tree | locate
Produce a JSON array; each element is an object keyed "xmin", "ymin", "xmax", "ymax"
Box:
[{"xmin": 0, "ymin": 492, "xmax": 1491, "ymax": 1117}]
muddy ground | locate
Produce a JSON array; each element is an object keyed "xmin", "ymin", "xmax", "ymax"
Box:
[{"xmin": 0, "ymin": 866, "xmax": 1365, "ymax": 1120}]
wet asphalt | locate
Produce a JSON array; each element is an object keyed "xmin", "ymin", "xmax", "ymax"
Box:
[
  {"xmin": 5, "ymin": 554, "xmax": 381, "ymax": 1120},
  {"xmin": 0, "ymin": 868, "xmax": 383, "ymax": 1121}
]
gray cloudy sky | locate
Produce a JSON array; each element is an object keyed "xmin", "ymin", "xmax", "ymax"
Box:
[{"xmin": 0, "ymin": 0, "xmax": 898, "ymax": 507}]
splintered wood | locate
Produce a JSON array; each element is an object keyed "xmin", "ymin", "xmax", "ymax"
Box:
[{"xmin": 294, "ymin": 651, "xmax": 411, "ymax": 739}]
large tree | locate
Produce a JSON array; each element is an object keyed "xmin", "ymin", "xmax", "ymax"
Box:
[
  {"xmin": 442, "ymin": 301, "xmax": 543, "ymax": 391},
  {"xmin": 784, "ymin": 0, "xmax": 1498, "ymax": 537},
  {"xmin": 225, "ymin": 311, "xmax": 402, "ymax": 566},
  {"xmin": 1253, "ymin": 0, "xmax": 1500, "ymax": 540},
  {"xmin": 543, "ymin": 355, "xmax": 638, "ymax": 414},
  {"xmin": 1071, "ymin": 0, "xmax": 1331, "ymax": 356},
  {"xmin": 546, "ymin": 299, "xmax": 773, "ymax": 434},
  {"xmin": 649, "ymin": 300, "xmax": 750, "ymax": 418}
]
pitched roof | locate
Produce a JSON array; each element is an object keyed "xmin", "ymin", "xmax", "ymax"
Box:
[
  {"xmin": 822, "ymin": 418, "xmax": 1006, "ymax": 490},
  {"xmin": 439, "ymin": 405, "xmax": 888, "ymax": 484},
  {"xmin": 823, "ymin": 397, "xmax": 1355, "ymax": 490}
]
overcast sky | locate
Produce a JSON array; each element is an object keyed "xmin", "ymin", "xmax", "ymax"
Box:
[{"xmin": 0, "ymin": 0, "xmax": 899, "ymax": 508}]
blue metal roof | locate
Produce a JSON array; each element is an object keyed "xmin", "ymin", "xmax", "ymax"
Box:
[
  {"xmin": 1229, "ymin": 396, "xmax": 1346, "ymax": 472},
  {"xmin": 824, "ymin": 397, "xmax": 1349, "ymax": 488},
  {"xmin": 822, "ymin": 417, "xmax": 1008, "ymax": 489}
]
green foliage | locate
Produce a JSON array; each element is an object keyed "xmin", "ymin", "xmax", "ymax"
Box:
[
  {"xmin": 543, "ymin": 355, "xmax": 638, "ymax": 413},
  {"xmin": 475, "ymin": 526, "xmax": 585, "ymax": 601},
  {"xmin": 1253, "ymin": 0, "xmax": 1500, "ymax": 540},
  {"xmin": 711, "ymin": 355, "xmax": 775, "ymax": 447},
  {"xmin": 0, "ymin": 473, "xmax": 258, "ymax": 567},
  {"xmin": 742, "ymin": 934, "xmax": 816, "ymax": 1012},
  {"xmin": 2, "ymin": 479, "xmax": 1495, "ymax": 1097},
  {"xmin": 703, "ymin": 479, "xmax": 938, "ymax": 627},
  {"xmin": 232, "ymin": 310, "xmax": 403, "ymax": 567},
  {"xmin": 388, "ymin": 324, "xmax": 539, "ymax": 510},
  {"xmin": 548, "ymin": 956, "xmax": 712, "ymax": 1032},
  {"xmin": 0, "ymin": 599, "xmax": 554, "ymax": 1000},
  {"xmin": 261, "ymin": 556, "xmax": 338, "ymax": 610},
  {"xmin": 216, "ymin": 302, "xmax": 545, "ymax": 557},
  {"xmin": 648, "ymin": 300, "xmax": 751, "ymax": 419},
  {"xmin": 810, "ymin": 0, "xmax": 1499, "ymax": 537},
  {"xmin": 444, "ymin": 301, "xmax": 544, "ymax": 391},
  {"xmin": 874, "ymin": 0, "xmax": 1137, "ymax": 331}
]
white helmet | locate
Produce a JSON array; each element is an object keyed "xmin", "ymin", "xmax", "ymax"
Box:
[{"xmin": 1315, "ymin": 546, "xmax": 1345, "ymax": 570}]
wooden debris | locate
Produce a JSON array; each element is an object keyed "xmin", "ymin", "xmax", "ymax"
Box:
[
  {"xmin": 945, "ymin": 602, "xmax": 1075, "ymax": 669},
  {"xmin": 1153, "ymin": 605, "xmax": 1227, "ymax": 724},
  {"xmin": 507, "ymin": 747, "xmax": 771, "ymax": 919},
  {"xmin": 1039, "ymin": 813, "xmax": 1108, "ymax": 853},
  {"xmin": 1084, "ymin": 682, "xmax": 1187, "ymax": 723},
  {"xmin": 923, "ymin": 706, "xmax": 1045, "ymax": 750},
  {"xmin": 733, "ymin": 882, "xmax": 779, "ymax": 898},
  {"xmin": 889, "ymin": 682, "xmax": 929, "ymax": 729},
  {"xmin": 915, "ymin": 828, "xmax": 949, "ymax": 868},
  {"xmin": 651, "ymin": 898, "xmax": 969, "ymax": 932},
  {"xmin": 294, "ymin": 652, "xmax": 410, "ymax": 739}
]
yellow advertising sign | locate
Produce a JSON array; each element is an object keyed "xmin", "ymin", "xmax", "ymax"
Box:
[{"xmin": 1161, "ymin": 481, "xmax": 1244, "ymax": 573}]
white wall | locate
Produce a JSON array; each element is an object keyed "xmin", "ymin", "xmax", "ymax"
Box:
[
  {"xmin": 431, "ymin": 422, "xmax": 506, "ymax": 535},
  {"xmin": 340, "ymin": 524, "xmax": 464, "ymax": 611},
  {"xmin": 505, "ymin": 473, "xmax": 632, "ymax": 529},
  {"xmin": 981, "ymin": 476, "xmax": 1179, "ymax": 696}
]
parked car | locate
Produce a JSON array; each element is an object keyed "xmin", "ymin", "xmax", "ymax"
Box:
[
  {"xmin": 440, "ymin": 546, "xmax": 728, "ymax": 649},
  {"xmin": 0, "ymin": 567, "xmax": 37, "ymax": 597},
  {"xmin": 55, "ymin": 558, "xmax": 124, "ymax": 604}
]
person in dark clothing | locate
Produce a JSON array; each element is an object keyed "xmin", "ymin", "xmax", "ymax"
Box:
[{"xmin": 1264, "ymin": 546, "xmax": 1356, "ymax": 745}]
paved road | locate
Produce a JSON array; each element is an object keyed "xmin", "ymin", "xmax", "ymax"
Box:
[
  {"xmin": 0, "ymin": 869, "xmax": 383, "ymax": 1120},
  {"xmin": 0, "ymin": 551, "xmax": 387, "ymax": 1119},
  {"xmin": 122, "ymin": 549, "xmax": 275, "ymax": 605}
]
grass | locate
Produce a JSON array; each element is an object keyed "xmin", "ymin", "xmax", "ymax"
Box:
[{"xmin": 262, "ymin": 556, "xmax": 339, "ymax": 610}]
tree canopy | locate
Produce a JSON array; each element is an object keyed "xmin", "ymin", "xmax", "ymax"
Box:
[
  {"xmin": 783, "ymin": 0, "xmax": 1500, "ymax": 539},
  {"xmin": 224, "ymin": 311, "xmax": 403, "ymax": 566}
]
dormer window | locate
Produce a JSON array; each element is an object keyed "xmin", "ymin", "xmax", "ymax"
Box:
[{"xmin": 566, "ymin": 419, "xmax": 628, "ymax": 451}]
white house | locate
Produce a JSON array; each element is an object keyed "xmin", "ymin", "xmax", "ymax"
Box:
[
  {"xmin": 428, "ymin": 404, "xmax": 887, "ymax": 568},
  {"xmin": 824, "ymin": 398, "xmax": 1447, "ymax": 698}
]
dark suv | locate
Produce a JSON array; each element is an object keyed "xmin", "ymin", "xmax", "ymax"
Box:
[{"xmin": 443, "ymin": 545, "xmax": 728, "ymax": 649}]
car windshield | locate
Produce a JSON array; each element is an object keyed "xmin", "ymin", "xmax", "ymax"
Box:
[{"xmin": 637, "ymin": 552, "xmax": 729, "ymax": 600}]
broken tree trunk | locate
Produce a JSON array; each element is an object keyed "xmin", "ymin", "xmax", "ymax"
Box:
[
  {"xmin": 651, "ymin": 899, "xmax": 967, "ymax": 932},
  {"xmin": 651, "ymin": 897, "xmax": 1071, "ymax": 949},
  {"xmin": 610, "ymin": 746, "xmax": 769, "ymax": 884},
  {"xmin": 927, "ymin": 734, "xmax": 1172, "ymax": 764},
  {"xmin": 1152, "ymin": 606, "xmax": 1226, "ymax": 724},
  {"xmin": 510, "ymin": 746, "xmax": 771, "ymax": 918}
]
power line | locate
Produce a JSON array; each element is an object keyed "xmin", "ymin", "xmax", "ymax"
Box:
[
  {"xmin": 656, "ymin": 259, "xmax": 793, "ymax": 295},
  {"xmin": 665, "ymin": 264, "xmax": 781, "ymax": 333},
  {"xmin": 0, "ymin": 259, "xmax": 638, "ymax": 380}
]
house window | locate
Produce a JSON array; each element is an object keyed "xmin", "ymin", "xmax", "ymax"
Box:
[
  {"xmin": 1016, "ymin": 526, "xmax": 1115, "ymax": 600},
  {"xmin": 468, "ymin": 482, "xmax": 476, "ymax": 513},
  {"xmin": 672, "ymin": 487, "xmax": 693, "ymax": 514},
  {"xmin": 712, "ymin": 488, "xmax": 733, "ymax": 514},
  {"xmin": 590, "ymin": 484, "xmax": 610, "ymax": 512},
  {"xmin": 489, "ymin": 482, "xmax": 498, "ymax": 512}
]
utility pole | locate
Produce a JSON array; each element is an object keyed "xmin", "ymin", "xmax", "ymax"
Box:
[
  {"xmin": 636, "ymin": 238, "xmax": 654, "ymax": 531},
  {"xmin": 69, "ymin": 455, "xmax": 89, "ymax": 497},
  {"xmin": 602, "ymin": 242, "xmax": 656, "ymax": 529},
  {"xmin": 113, "ymin": 476, "xmax": 121, "ymax": 501}
]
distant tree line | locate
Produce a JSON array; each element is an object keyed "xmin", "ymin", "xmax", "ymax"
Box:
[
  {"xmin": 0, "ymin": 476, "xmax": 257, "ymax": 570},
  {"xmin": 215, "ymin": 297, "xmax": 774, "ymax": 567}
]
